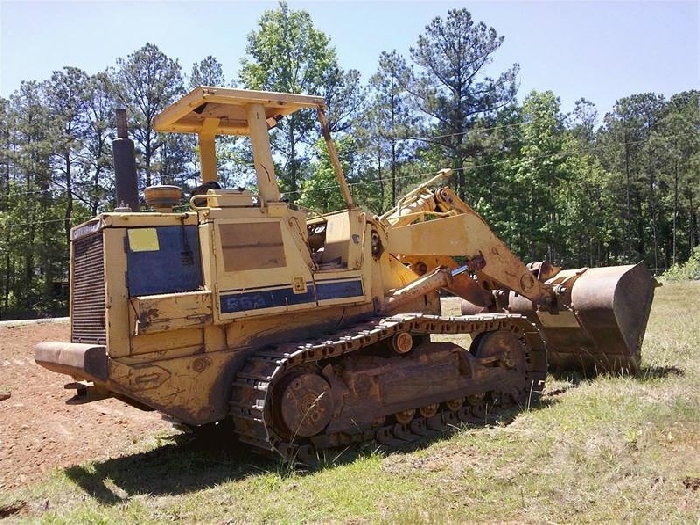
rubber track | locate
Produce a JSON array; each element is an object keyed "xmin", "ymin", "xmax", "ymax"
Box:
[{"xmin": 229, "ymin": 313, "xmax": 546, "ymax": 464}]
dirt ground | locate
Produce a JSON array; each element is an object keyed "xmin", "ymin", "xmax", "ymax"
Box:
[{"xmin": 0, "ymin": 321, "xmax": 174, "ymax": 492}]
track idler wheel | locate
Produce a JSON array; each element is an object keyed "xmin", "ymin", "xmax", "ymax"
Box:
[
  {"xmin": 278, "ymin": 372, "xmax": 334, "ymax": 438},
  {"xmin": 471, "ymin": 330, "xmax": 526, "ymax": 372}
]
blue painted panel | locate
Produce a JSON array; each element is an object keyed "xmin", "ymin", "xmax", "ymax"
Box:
[
  {"xmin": 127, "ymin": 226, "xmax": 202, "ymax": 296},
  {"xmin": 218, "ymin": 277, "xmax": 363, "ymax": 314},
  {"xmin": 316, "ymin": 279, "xmax": 364, "ymax": 300},
  {"xmin": 220, "ymin": 285, "xmax": 315, "ymax": 313}
]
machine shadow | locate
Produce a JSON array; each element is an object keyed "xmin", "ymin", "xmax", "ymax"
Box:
[
  {"xmin": 637, "ymin": 364, "xmax": 685, "ymax": 380},
  {"xmin": 544, "ymin": 363, "xmax": 684, "ymax": 398},
  {"xmin": 64, "ymin": 399, "xmax": 552, "ymax": 504},
  {"xmin": 64, "ymin": 432, "xmax": 277, "ymax": 504}
]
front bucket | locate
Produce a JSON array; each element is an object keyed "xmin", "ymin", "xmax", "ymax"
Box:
[{"xmin": 540, "ymin": 263, "xmax": 656, "ymax": 374}]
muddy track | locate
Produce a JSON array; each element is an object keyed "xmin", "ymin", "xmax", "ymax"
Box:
[{"xmin": 230, "ymin": 313, "xmax": 547, "ymax": 464}]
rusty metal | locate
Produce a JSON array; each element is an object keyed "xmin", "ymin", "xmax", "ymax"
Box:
[
  {"xmin": 479, "ymin": 262, "xmax": 656, "ymax": 373},
  {"xmin": 143, "ymin": 185, "xmax": 183, "ymax": 212},
  {"xmin": 465, "ymin": 254, "xmax": 486, "ymax": 272},
  {"xmin": 448, "ymin": 271, "xmax": 492, "ymax": 308},
  {"xmin": 419, "ymin": 403, "xmax": 439, "ymax": 418},
  {"xmin": 278, "ymin": 372, "xmax": 334, "ymax": 438},
  {"xmin": 467, "ymin": 393, "xmax": 485, "ymax": 406},
  {"xmin": 36, "ymin": 85, "xmax": 658, "ymax": 465},
  {"xmin": 549, "ymin": 263, "xmax": 655, "ymax": 373},
  {"xmin": 395, "ymin": 409, "xmax": 415, "ymax": 424},
  {"xmin": 527, "ymin": 261, "xmax": 560, "ymax": 282},
  {"xmin": 382, "ymin": 267, "xmax": 452, "ymax": 313},
  {"xmin": 230, "ymin": 313, "xmax": 547, "ymax": 462},
  {"xmin": 445, "ymin": 398, "xmax": 464, "ymax": 411},
  {"xmin": 472, "ymin": 330, "xmax": 526, "ymax": 372},
  {"xmin": 390, "ymin": 332, "xmax": 414, "ymax": 354}
]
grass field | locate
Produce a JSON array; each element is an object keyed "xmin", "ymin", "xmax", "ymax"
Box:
[{"xmin": 2, "ymin": 281, "xmax": 699, "ymax": 523}]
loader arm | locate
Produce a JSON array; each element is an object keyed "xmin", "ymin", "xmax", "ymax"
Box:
[
  {"xmin": 383, "ymin": 180, "xmax": 550, "ymax": 305},
  {"xmin": 382, "ymin": 171, "xmax": 655, "ymax": 373}
]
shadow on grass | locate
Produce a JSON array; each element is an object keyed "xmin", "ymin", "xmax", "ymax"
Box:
[
  {"xmin": 637, "ymin": 364, "xmax": 685, "ymax": 381},
  {"xmin": 548, "ymin": 362, "xmax": 685, "ymax": 385},
  {"xmin": 64, "ymin": 431, "xmax": 277, "ymax": 505},
  {"xmin": 63, "ymin": 427, "xmax": 469, "ymax": 505},
  {"xmin": 539, "ymin": 371, "xmax": 588, "ymax": 406},
  {"xmin": 538, "ymin": 394, "xmax": 565, "ymax": 408},
  {"xmin": 64, "ymin": 398, "xmax": 547, "ymax": 504}
]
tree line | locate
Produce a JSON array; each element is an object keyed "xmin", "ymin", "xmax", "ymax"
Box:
[{"xmin": 0, "ymin": 3, "xmax": 698, "ymax": 319}]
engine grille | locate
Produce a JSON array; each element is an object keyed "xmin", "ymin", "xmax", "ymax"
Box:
[{"xmin": 71, "ymin": 231, "xmax": 106, "ymax": 344}]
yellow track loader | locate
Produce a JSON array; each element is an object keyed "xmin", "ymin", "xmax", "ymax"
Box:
[{"xmin": 36, "ymin": 87, "xmax": 655, "ymax": 462}]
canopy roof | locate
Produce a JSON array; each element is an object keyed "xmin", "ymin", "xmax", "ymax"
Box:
[{"xmin": 153, "ymin": 86, "xmax": 325, "ymax": 136}]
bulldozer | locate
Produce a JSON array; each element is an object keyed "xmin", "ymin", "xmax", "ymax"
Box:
[{"xmin": 36, "ymin": 87, "xmax": 655, "ymax": 463}]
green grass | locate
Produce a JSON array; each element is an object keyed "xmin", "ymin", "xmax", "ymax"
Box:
[{"xmin": 2, "ymin": 281, "xmax": 699, "ymax": 523}]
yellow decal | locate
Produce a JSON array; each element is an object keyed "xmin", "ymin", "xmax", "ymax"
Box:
[{"xmin": 128, "ymin": 228, "xmax": 160, "ymax": 252}]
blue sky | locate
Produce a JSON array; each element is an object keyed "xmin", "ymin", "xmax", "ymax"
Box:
[{"xmin": 1, "ymin": 0, "xmax": 698, "ymax": 117}]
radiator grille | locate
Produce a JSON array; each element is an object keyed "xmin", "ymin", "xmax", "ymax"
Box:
[{"xmin": 71, "ymin": 231, "xmax": 106, "ymax": 344}]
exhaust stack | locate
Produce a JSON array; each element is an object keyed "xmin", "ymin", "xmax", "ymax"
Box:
[{"xmin": 112, "ymin": 108, "xmax": 140, "ymax": 212}]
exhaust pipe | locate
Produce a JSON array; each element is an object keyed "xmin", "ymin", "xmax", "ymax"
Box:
[{"xmin": 112, "ymin": 108, "xmax": 140, "ymax": 212}]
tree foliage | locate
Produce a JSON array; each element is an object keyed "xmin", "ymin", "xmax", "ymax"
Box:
[
  {"xmin": 363, "ymin": 51, "xmax": 416, "ymax": 210},
  {"xmin": 1, "ymin": 6, "xmax": 698, "ymax": 319},
  {"xmin": 114, "ymin": 43, "xmax": 186, "ymax": 188},
  {"xmin": 239, "ymin": 1, "xmax": 341, "ymax": 197},
  {"xmin": 408, "ymin": 8, "xmax": 519, "ymax": 199},
  {"xmin": 190, "ymin": 56, "xmax": 227, "ymax": 88}
]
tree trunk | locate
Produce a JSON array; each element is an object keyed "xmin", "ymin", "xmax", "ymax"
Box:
[
  {"xmin": 649, "ymin": 166, "xmax": 659, "ymax": 272},
  {"xmin": 672, "ymin": 160, "xmax": 679, "ymax": 265},
  {"xmin": 145, "ymin": 127, "xmax": 153, "ymax": 189},
  {"xmin": 1, "ymin": 127, "xmax": 9, "ymax": 317},
  {"xmin": 624, "ymin": 139, "xmax": 632, "ymax": 259},
  {"xmin": 289, "ymin": 119, "xmax": 297, "ymax": 196},
  {"xmin": 689, "ymin": 189, "xmax": 697, "ymax": 251},
  {"xmin": 377, "ymin": 146, "xmax": 385, "ymax": 212},
  {"xmin": 64, "ymin": 151, "xmax": 72, "ymax": 246},
  {"xmin": 390, "ymin": 140, "xmax": 396, "ymax": 207}
]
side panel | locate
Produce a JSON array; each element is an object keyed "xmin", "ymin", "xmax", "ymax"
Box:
[
  {"xmin": 318, "ymin": 210, "xmax": 365, "ymax": 270},
  {"xmin": 313, "ymin": 210, "xmax": 370, "ymax": 307},
  {"xmin": 104, "ymin": 228, "xmax": 131, "ymax": 358},
  {"xmin": 212, "ymin": 217, "xmax": 317, "ymax": 321},
  {"xmin": 104, "ymin": 219, "xmax": 206, "ymax": 358},
  {"xmin": 126, "ymin": 225, "xmax": 202, "ymax": 296},
  {"xmin": 128, "ymin": 327, "xmax": 204, "ymax": 357},
  {"xmin": 220, "ymin": 283, "xmax": 315, "ymax": 314},
  {"xmin": 109, "ymin": 348, "xmax": 236, "ymax": 424},
  {"xmin": 218, "ymin": 221, "xmax": 287, "ymax": 272},
  {"xmin": 129, "ymin": 291, "xmax": 213, "ymax": 335}
]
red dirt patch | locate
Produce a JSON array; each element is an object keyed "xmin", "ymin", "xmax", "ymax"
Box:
[{"xmin": 0, "ymin": 321, "xmax": 173, "ymax": 491}]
